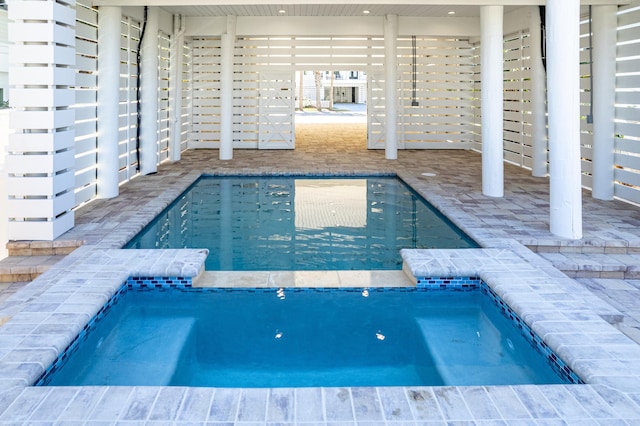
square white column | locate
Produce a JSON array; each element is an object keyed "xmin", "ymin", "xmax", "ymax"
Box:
[{"xmin": 6, "ymin": 0, "xmax": 76, "ymax": 240}]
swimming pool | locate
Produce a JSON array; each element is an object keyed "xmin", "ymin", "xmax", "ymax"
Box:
[
  {"xmin": 125, "ymin": 176, "xmax": 478, "ymax": 270},
  {"xmin": 38, "ymin": 283, "xmax": 577, "ymax": 388}
]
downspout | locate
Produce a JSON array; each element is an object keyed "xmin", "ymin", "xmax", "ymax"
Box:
[
  {"xmin": 135, "ymin": 6, "xmax": 148, "ymax": 172},
  {"xmin": 539, "ymin": 6, "xmax": 547, "ymax": 72}
]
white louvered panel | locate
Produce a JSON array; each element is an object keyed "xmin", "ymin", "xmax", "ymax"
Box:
[
  {"xmin": 580, "ymin": 143, "xmax": 594, "ymax": 161},
  {"xmin": 616, "ymin": 136, "xmax": 640, "ymax": 155},
  {"xmin": 75, "ymin": 72, "xmax": 97, "ymax": 89},
  {"xmin": 582, "ymin": 172, "xmax": 594, "ymax": 190},
  {"xmin": 190, "ymin": 37, "xmax": 222, "ymax": 149},
  {"xmin": 614, "ymin": 183, "xmax": 640, "ymax": 205},
  {"xmin": 581, "ymin": 157, "xmax": 594, "ymax": 175},
  {"xmin": 75, "ymin": 153, "xmax": 97, "ymax": 178},
  {"xmin": 504, "ymin": 120, "xmax": 524, "ymax": 134},
  {"xmin": 498, "ymin": 30, "xmax": 532, "ymax": 168},
  {"xmin": 616, "ymin": 168, "xmax": 640, "ymax": 189},
  {"xmin": 233, "ymin": 72, "xmax": 260, "ymax": 146},
  {"xmin": 117, "ymin": 152, "xmax": 129, "ymax": 170},
  {"xmin": 158, "ymin": 31, "xmax": 171, "ymax": 163},
  {"xmin": 116, "ymin": 16, "xmax": 141, "ymax": 184},
  {"xmin": 180, "ymin": 40, "xmax": 192, "ymax": 153},
  {"xmin": 75, "ymin": 55, "xmax": 97, "ymax": 73},
  {"xmin": 505, "ymin": 152, "xmax": 523, "ymax": 166},
  {"xmin": 615, "ymin": 150, "xmax": 640, "ymax": 171},
  {"xmin": 578, "ymin": 14, "xmax": 596, "ymax": 189},
  {"xmin": 411, "ymin": 99, "xmax": 475, "ymax": 108},
  {"xmin": 402, "ymin": 126, "xmax": 473, "ymax": 138},
  {"xmin": 75, "ymin": 134, "xmax": 96, "ymax": 155},
  {"xmin": 73, "ymin": 0, "xmax": 98, "ymax": 207},
  {"xmin": 398, "ymin": 36, "xmax": 476, "ymax": 148},
  {"xmin": 616, "ymin": 121, "xmax": 640, "ymax": 139},
  {"xmin": 367, "ymin": 71, "xmax": 386, "ymax": 149}
]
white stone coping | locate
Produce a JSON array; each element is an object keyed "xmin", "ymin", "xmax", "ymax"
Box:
[{"xmin": 0, "ymin": 247, "xmax": 640, "ymax": 422}]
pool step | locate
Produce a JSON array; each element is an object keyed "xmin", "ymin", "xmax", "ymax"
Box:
[
  {"xmin": 537, "ymin": 251, "xmax": 640, "ymax": 279},
  {"xmin": 194, "ymin": 270, "xmax": 416, "ymax": 288},
  {"xmin": 0, "ymin": 240, "xmax": 82, "ymax": 283},
  {"xmin": 0, "ymin": 255, "xmax": 66, "ymax": 282}
]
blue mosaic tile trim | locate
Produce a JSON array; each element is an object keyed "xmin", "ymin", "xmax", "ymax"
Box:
[
  {"xmin": 128, "ymin": 276, "xmax": 192, "ymax": 289},
  {"xmin": 35, "ymin": 282, "xmax": 130, "ymax": 386},
  {"xmin": 480, "ymin": 283, "xmax": 584, "ymax": 385},
  {"xmin": 415, "ymin": 276, "xmax": 481, "ymax": 290}
]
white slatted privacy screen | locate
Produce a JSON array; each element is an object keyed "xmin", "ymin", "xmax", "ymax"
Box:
[
  {"xmin": 397, "ymin": 37, "xmax": 476, "ymax": 149},
  {"xmin": 158, "ymin": 31, "xmax": 171, "ymax": 163},
  {"xmin": 502, "ymin": 30, "xmax": 533, "ymax": 169},
  {"xmin": 190, "ymin": 37, "xmax": 221, "ymax": 149},
  {"xmin": 189, "ymin": 35, "xmax": 476, "ymax": 150},
  {"xmin": 580, "ymin": 15, "xmax": 595, "ymax": 190},
  {"xmin": 118, "ymin": 16, "xmax": 141, "ymax": 184},
  {"xmin": 74, "ymin": 0, "xmax": 98, "ymax": 207},
  {"xmin": 66, "ymin": 4, "xmax": 640, "ymax": 209},
  {"xmin": 613, "ymin": 4, "xmax": 640, "ymax": 204},
  {"xmin": 498, "ymin": 4, "xmax": 640, "ymax": 204},
  {"xmin": 180, "ymin": 41, "xmax": 192, "ymax": 153}
]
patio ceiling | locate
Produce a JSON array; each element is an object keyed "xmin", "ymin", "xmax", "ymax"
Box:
[
  {"xmin": 132, "ymin": 4, "xmax": 521, "ymax": 18},
  {"xmin": 92, "ymin": 1, "xmax": 629, "ymax": 18}
]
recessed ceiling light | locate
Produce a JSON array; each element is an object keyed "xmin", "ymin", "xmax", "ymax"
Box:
[
  {"xmin": 448, "ymin": 11, "xmax": 456, "ymax": 15},
  {"xmin": 363, "ymin": 10, "xmax": 371, "ymax": 15},
  {"xmin": 278, "ymin": 9, "xmax": 286, "ymax": 14}
]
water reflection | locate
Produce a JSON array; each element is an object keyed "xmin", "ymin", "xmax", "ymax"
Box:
[
  {"xmin": 125, "ymin": 176, "xmax": 478, "ymax": 270},
  {"xmin": 294, "ymin": 179, "xmax": 367, "ymax": 229}
]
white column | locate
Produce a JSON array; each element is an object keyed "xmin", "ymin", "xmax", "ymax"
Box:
[
  {"xmin": 481, "ymin": 6, "xmax": 504, "ymax": 197},
  {"xmin": 97, "ymin": 6, "xmax": 121, "ymax": 198},
  {"xmin": 384, "ymin": 14, "xmax": 398, "ymax": 160},
  {"xmin": 530, "ymin": 6, "xmax": 548, "ymax": 177},
  {"xmin": 592, "ymin": 5, "xmax": 617, "ymax": 201},
  {"xmin": 547, "ymin": 0, "xmax": 582, "ymax": 239},
  {"xmin": 169, "ymin": 14, "xmax": 185, "ymax": 162},
  {"xmin": 220, "ymin": 16, "xmax": 236, "ymax": 161},
  {"xmin": 140, "ymin": 6, "xmax": 159, "ymax": 175},
  {"xmin": 6, "ymin": 0, "xmax": 76, "ymax": 240}
]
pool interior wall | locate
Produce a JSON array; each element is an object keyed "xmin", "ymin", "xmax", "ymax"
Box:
[{"xmin": 36, "ymin": 278, "xmax": 581, "ymax": 388}]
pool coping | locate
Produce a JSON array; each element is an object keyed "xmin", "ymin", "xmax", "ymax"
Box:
[{"xmin": 1, "ymin": 247, "xmax": 640, "ymax": 422}]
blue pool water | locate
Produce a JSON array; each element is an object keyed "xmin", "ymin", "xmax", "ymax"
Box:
[
  {"xmin": 124, "ymin": 176, "xmax": 478, "ymax": 270},
  {"xmin": 41, "ymin": 287, "xmax": 570, "ymax": 388}
]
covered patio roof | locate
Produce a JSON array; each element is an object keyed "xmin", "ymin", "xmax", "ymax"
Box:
[{"xmin": 93, "ymin": 0, "xmax": 630, "ymax": 13}]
